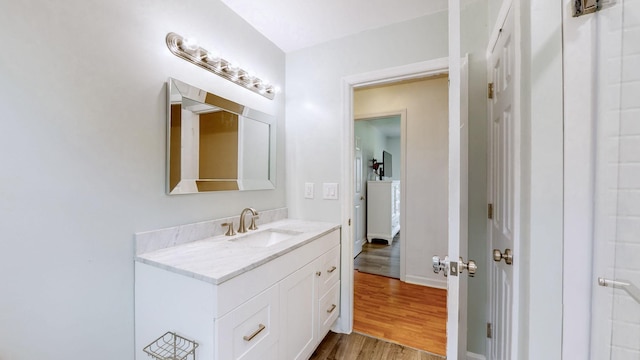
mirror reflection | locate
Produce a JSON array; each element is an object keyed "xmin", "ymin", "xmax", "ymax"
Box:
[{"xmin": 167, "ymin": 78, "xmax": 276, "ymax": 194}]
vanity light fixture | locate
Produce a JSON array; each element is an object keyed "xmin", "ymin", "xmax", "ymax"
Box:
[{"xmin": 165, "ymin": 32, "xmax": 277, "ymax": 100}]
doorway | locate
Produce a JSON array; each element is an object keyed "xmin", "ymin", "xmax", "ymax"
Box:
[
  {"xmin": 353, "ymin": 113, "xmax": 402, "ymax": 280},
  {"xmin": 349, "ymin": 72, "xmax": 450, "ymax": 356}
]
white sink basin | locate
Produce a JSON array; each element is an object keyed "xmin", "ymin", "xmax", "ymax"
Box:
[{"xmin": 231, "ymin": 229, "xmax": 302, "ymax": 247}]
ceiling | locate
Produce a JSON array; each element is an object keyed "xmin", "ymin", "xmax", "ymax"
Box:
[{"xmin": 219, "ymin": 0, "xmax": 449, "ymax": 53}]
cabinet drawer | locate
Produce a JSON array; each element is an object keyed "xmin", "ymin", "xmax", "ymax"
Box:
[
  {"xmin": 318, "ymin": 245, "xmax": 340, "ymax": 296},
  {"xmin": 318, "ymin": 281, "xmax": 340, "ymax": 338},
  {"xmin": 216, "ymin": 284, "xmax": 279, "ymax": 360}
]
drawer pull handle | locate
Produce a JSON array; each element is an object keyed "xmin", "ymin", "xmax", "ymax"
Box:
[
  {"xmin": 328, "ymin": 266, "xmax": 337, "ymax": 273},
  {"xmin": 243, "ymin": 324, "xmax": 266, "ymax": 342},
  {"xmin": 326, "ymin": 304, "xmax": 337, "ymax": 313}
]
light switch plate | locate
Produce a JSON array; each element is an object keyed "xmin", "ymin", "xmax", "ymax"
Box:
[
  {"xmin": 304, "ymin": 183, "xmax": 314, "ymax": 199},
  {"xmin": 323, "ymin": 183, "xmax": 339, "ymax": 200}
]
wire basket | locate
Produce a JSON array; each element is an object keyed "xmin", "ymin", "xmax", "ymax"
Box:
[{"xmin": 143, "ymin": 331, "xmax": 198, "ymax": 360}]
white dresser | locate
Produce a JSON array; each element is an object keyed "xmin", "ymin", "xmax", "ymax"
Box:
[{"xmin": 366, "ymin": 180, "xmax": 400, "ymax": 245}]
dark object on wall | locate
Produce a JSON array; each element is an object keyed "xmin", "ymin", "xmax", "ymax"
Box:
[{"xmin": 381, "ymin": 150, "xmax": 392, "ymax": 179}]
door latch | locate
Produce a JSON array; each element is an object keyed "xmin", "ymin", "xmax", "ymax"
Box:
[
  {"xmin": 433, "ymin": 256, "xmax": 477, "ymax": 277},
  {"xmin": 432, "ymin": 256, "xmax": 449, "ymax": 277},
  {"xmin": 493, "ymin": 248, "xmax": 513, "ymax": 265},
  {"xmin": 459, "ymin": 257, "xmax": 477, "ymax": 277}
]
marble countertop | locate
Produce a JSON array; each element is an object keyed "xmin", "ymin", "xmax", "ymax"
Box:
[{"xmin": 135, "ymin": 219, "xmax": 340, "ymax": 285}]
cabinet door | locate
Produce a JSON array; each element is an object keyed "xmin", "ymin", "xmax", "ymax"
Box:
[
  {"xmin": 216, "ymin": 284, "xmax": 279, "ymax": 360},
  {"xmin": 279, "ymin": 260, "xmax": 318, "ymax": 360}
]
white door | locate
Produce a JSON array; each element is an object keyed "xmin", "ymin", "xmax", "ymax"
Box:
[
  {"xmin": 437, "ymin": 2, "xmax": 473, "ymax": 357},
  {"xmin": 487, "ymin": 4, "xmax": 516, "ymax": 360},
  {"xmin": 353, "ymin": 137, "xmax": 365, "ymax": 257}
]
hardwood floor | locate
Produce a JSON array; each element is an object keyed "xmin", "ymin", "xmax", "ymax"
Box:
[
  {"xmin": 354, "ymin": 234, "xmax": 400, "ymax": 278},
  {"xmin": 353, "ymin": 271, "xmax": 447, "ymax": 356},
  {"xmin": 310, "ymin": 331, "xmax": 444, "ymax": 360}
]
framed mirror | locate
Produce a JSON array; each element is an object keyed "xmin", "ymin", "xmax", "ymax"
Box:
[{"xmin": 167, "ymin": 78, "xmax": 276, "ymax": 194}]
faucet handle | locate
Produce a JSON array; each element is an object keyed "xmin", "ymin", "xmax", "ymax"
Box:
[
  {"xmin": 222, "ymin": 222, "xmax": 236, "ymax": 236},
  {"xmin": 249, "ymin": 215, "xmax": 259, "ymax": 231}
]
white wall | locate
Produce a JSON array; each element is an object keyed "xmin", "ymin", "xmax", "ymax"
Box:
[
  {"xmin": 519, "ymin": 0, "xmax": 564, "ymax": 358},
  {"xmin": 285, "ymin": 12, "xmax": 449, "ymax": 223},
  {"xmin": 353, "ymin": 120, "xmax": 400, "ymax": 181},
  {"xmin": 354, "ymin": 77, "xmax": 449, "ymax": 288},
  {"xmin": 0, "ymin": 1, "xmax": 285, "ymax": 359},
  {"xmin": 354, "ymin": 120, "xmax": 388, "ymax": 181},
  {"xmin": 562, "ymin": 0, "xmax": 596, "ymax": 358}
]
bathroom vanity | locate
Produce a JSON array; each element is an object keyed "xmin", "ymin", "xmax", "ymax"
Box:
[{"xmin": 134, "ymin": 218, "xmax": 341, "ymax": 360}]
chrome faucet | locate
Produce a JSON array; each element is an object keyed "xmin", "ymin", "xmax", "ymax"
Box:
[{"xmin": 238, "ymin": 208, "xmax": 259, "ymax": 233}]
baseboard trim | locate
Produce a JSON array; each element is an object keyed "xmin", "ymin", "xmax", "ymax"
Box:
[
  {"xmin": 354, "ymin": 237, "xmax": 364, "ymax": 257},
  {"xmin": 404, "ymin": 275, "xmax": 447, "ymax": 289},
  {"xmin": 467, "ymin": 351, "xmax": 486, "ymax": 360}
]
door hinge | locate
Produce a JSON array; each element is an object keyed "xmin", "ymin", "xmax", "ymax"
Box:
[
  {"xmin": 488, "ymin": 203, "xmax": 493, "ymax": 219},
  {"xmin": 487, "ymin": 323, "xmax": 493, "ymax": 338},
  {"xmin": 348, "ymin": 218, "xmax": 351, "ymax": 226},
  {"xmin": 488, "ymin": 82, "xmax": 494, "ymax": 99}
]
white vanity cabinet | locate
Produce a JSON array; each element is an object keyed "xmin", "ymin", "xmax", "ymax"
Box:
[
  {"xmin": 135, "ymin": 226, "xmax": 340, "ymax": 360},
  {"xmin": 280, "ymin": 244, "xmax": 341, "ymax": 360},
  {"xmin": 366, "ymin": 180, "xmax": 400, "ymax": 244}
]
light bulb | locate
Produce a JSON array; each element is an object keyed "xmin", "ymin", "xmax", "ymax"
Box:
[
  {"xmin": 181, "ymin": 37, "xmax": 199, "ymax": 52},
  {"xmin": 204, "ymin": 51, "xmax": 220, "ymax": 63},
  {"xmin": 227, "ymin": 62, "xmax": 240, "ymax": 72},
  {"xmin": 241, "ymin": 68, "xmax": 254, "ymax": 81}
]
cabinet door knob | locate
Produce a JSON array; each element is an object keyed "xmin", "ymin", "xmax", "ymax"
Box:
[{"xmin": 316, "ymin": 271, "xmax": 322, "ymax": 276}]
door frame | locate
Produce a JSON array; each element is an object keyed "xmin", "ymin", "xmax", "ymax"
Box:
[
  {"xmin": 353, "ymin": 110, "xmax": 407, "ymax": 281},
  {"xmin": 337, "ymin": 57, "xmax": 449, "ymax": 335}
]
